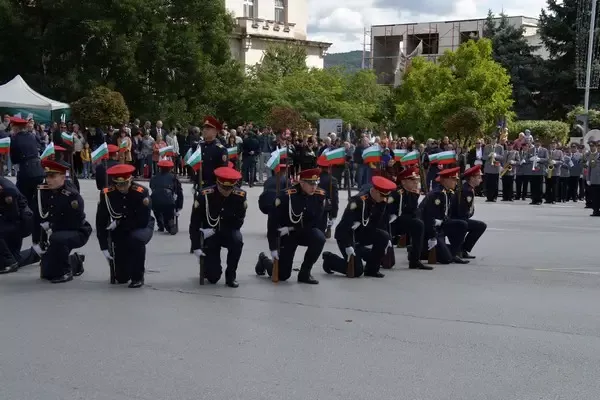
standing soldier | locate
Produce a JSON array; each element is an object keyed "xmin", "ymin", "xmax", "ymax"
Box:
[
  {"xmin": 257, "ymin": 168, "xmax": 326, "ymax": 284},
  {"xmin": 389, "ymin": 167, "xmax": 430, "ymax": 270},
  {"xmin": 31, "ymin": 159, "xmax": 92, "ymax": 283},
  {"xmin": 569, "ymin": 144, "xmax": 584, "ymax": 202},
  {"xmin": 559, "ymin": 146, "xmax": 572, "ymax": 202},
  {"xmin": 0, "ymin": 177, "xmax": 33, "ymax": 274},
  {"xmin": 150, "ymin": 159, "xmax": 183, "ymax": 234},
  {"xmin": 419, "ymin": 167, "xmax": 469, "ymax": 264},
  {"xmin": 197, "ymin": 116, "xmax": 228, "ymax": 188},
  {"xmin": 322, "ymin": 176, "xmax": 396, "ymax": 278},
  {"xmin": 316, "ymin": 157, "xmax": 339, "ymax": 234},
  {"xmin": 96, "ymin": 164, "xmax": 155, "ymax": 288},
  {"xmin": 190, "ymin": 167, "xmax": 246, "ymax": 287},
  {"xmin": 527, "ymin": 139, "xmax": 548, "ymax": 205},
  {"xmin": 9, "ymin": 116, "xmax": 45, "ymax": 205},
  {"xmin": 482, "ymin": 138, "xmax": 505, "ymax": 202},
  {"xmin": 95, "ymin": 144, "xmax": 120, "ymax": 190},
  {"xmin": 545, "ymin": 141, "xmax": 563, "ymax": 204},
  {"xmin": 450, "ymin": 165, "xmax": 487, "ymax": 258},
  {"xmin": 586, "ymin": 141, "xmax": 600, "ymax": 216},
  {"xmin": 501, "ymin": 141, "xmax": 519, "ymax": 201}
]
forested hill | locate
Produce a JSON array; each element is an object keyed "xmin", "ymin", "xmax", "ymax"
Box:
[{"xmin": 324, "ymin": 50, "xmax": 368, "ymax": 72}]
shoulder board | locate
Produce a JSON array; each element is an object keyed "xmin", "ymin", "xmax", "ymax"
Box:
[
  {"xmin": 233, "ymin": 189, "xmax": 246, "ymax": 197},
  {"xmin": 314, "ymin": 188, "xmax": 325, "ymax": 195},
  {"xmin": 61, "ymin": 189, "xmax": 73, "ymax": 196},
  {"xmin": 285, "ymin": 188, "xmax": 297, "ymax": 195},
  {"xmin": 216, "ymin": 143, "xmax": 224, "ymax": 148},
  {"xmin": 360, "ymin": 195, "xmax": 368, "ymax": 201},
  {"xmin": 132, "ymin": 184, "xmax": 146, "ymax": 194},
  {"xmin": 201, "ymin": 188, "xmax": 214, "ymax": 195},
  {"xmin": 102, "ymin": 187, "xmax": 114, "ymax": 194}
]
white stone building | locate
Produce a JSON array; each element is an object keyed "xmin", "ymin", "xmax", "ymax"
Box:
[
  {"xmin": 226, "ymin": 0, "xmax": 331, "ymax": 69},
  {"xmin": 368, "ymin": 16, "xmax": 549, "ymax": 85}
]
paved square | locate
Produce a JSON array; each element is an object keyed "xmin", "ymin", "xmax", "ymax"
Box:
[{"xmin": 1, "ymin": 179, "xmax": 600, "ymax": 400}]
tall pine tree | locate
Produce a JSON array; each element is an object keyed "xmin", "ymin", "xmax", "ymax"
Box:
[{"xmin": 483, "ymin": 11, "xmax": 544, "ymax": 119}]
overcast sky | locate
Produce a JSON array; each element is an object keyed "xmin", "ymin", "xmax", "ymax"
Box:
[{"xmin": 307, "ymin": 0, "xmax": 548, "ymax": 53}]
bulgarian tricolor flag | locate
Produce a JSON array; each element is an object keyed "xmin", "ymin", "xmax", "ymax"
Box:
[
  {"xmin": 61, "ymin": 131, "xmax": 73, "ymax": 146},
  {"xmin": 436, "ymin": 150, "xmax": 456, "ymax": 165},
  {"xmin": 40, "ymin": 142, "xmax": 55, "ymax": 160},
  {"xmin": 400, "ymin": 150, "xmax": 419, "ymax": 166},
  {"xmin": 181, "ymin": 148, "xmax": 192, "ymax": 167},
  {"xmin": 227, "ymin": 147, "xmax": 238, "ymax": 160},
  {"xmin": 186, "ymin": 147, "xmax": 202, "ymax": 171},
  {"xmin": 0, "ymin": 137, "xmax": 10, "ymax": 154},
  {"xmin": 119, "ymin": 140, "xmax": 128, "ymax": 152},
  {"xmin": 393, "ymin": 149, "xmax": 408, "ymax": 161},
  {"xmin": 91, "ymin": 142, "xmax": 109, "ymax": 163},
  {"xmin": 362, "ymin": 145, "xmax": 382, "ymax": 164},
  {"xmin": 324, "ymin": 147, "xmax": 346, "ymax": 166},
  {"xmin": 278, "ymin": 147, "xmax": 293, "ymax": 159},
  {"xmin": 159, "ymin": 145, "xmax": 174, "ymax": 157},
  {"xmin": 266, "ymin": 149, "xmax": 282, "ymax": 172},
  {"xmin": 428, "ymin": 152, "xmax": 440, "ymax": 164}
]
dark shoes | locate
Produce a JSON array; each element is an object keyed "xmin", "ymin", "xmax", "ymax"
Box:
[
  {"xmin": 460, "ymin": 251, "xmax": 476, "ymax": 259},
  {"xmin": 51, "ymin": 272, "xmax": 73, "ymax": 284},
  {"xmin": 409, "ymin": 260, "xmax": 433, "ymax": 270},
  {"xmin": 128, "ymin": 280, "xmax": 144, "ymax": 288},
  {"xmin": 364, "ymin": 271, "xmax": 385, "ymax": 278},
  {"xmin": 0, "ymin": 262, "xmax": 19, "ymax": 274},
  {"xmin": 298, "ymin": 274, "xmax": 319, "ymax": 284},
  {"xmin": 226, "ymin": 280, "xmax": 239, "ymax": 288},
  {"xmin": 452, "ymin": 256, "xmax": 469, "ymax": 264}
]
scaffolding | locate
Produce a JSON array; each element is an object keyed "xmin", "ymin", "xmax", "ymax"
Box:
[{"xmin": 362, "ymin": 27, "xmax": 371, "ymax": 69}]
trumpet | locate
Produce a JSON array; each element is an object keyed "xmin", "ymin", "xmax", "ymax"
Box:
[{"xmin": 500, "ymin": 163, "xmax": 512, "ymax": 177}]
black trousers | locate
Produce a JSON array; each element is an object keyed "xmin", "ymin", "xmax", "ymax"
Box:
[
  {"xmin": 427, "ymin": 219, "xmax": 468, "ymax": 264},
  {"xmin": 153, "ymin": 204, "xmax": 176, "ymax": 234},
  {"xmin": 203, "ymin": 229, "xmax": 243, "ymax": 283},
  {"xmin": 392, "ymin": 216, "xmax": 424, "ymax": 263},
  {"xmin": 0, "ymin": 234, "xmax": 23, "ymax": 268},
  {"xmin": 515, "ymin": 175, "xmax": 528, "ymax": 199},
  {"xmin": 545, "ymin": 176, "xmax": 559, "ymax": 202},
  {"xmin": 462, "ymin": 219, "xmax": 487, "ymax": 253},
  {"xmin": 591, "ymin": 184, "xmax": 600, "ymax": 213},
  {"xmin": 324, "ymin": 228, "xmax": 391, "ymax": 276},
  {"xmin": 113, "ymin": 226, "xmax": 154, "ymax": 283},
  {"xmin": 501, "ymin": 175, "xmax": 514, "ymax": 200},
  {"xmin": 529, "ymin": 175, "xmax": 543, "ymax": 203},
  {"xmin": 41, "ymin": 229, "xmax": 90, "ymax": 279},
  {"xmin": 321, "ymin": 241, "xmax": 368, "ymax": 278},
  {"xmin": 485, "ymin": 173, "xmax": 499, "ymax": 200},
  {"xmin": 559, "ymin": 177, "xmax": 569, "ymax": 201},
  {"xmin": 16, "ymin": 176, "xmax": 44, "ymax": 206},
  {"xmin": 267, "ymin": 228, "xmax": 326, "ymax": 281},
  {"xmin": 579, "ymin": 178, "xmax": 586, "ymax": 200}
]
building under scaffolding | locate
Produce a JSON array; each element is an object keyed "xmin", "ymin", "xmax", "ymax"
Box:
[{"xmin": 365, "ymin": 16, "xmax": 545, "ymax": 85}]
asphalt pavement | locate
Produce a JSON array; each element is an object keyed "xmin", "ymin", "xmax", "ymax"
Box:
[{"xmin": 1, "ymin": 179, "xmax": 600, "ymax": 400}]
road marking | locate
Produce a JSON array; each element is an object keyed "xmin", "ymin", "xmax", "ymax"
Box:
[{"xmin": 535, "ymin": 268, "xmax": 600, "ymax": 275}]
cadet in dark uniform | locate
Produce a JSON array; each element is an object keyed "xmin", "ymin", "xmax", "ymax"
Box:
[
  {"xmin": 257, "ymin": 168, "xmax": 326, "ymax": 284},
  {"xmin": 322, "ymin": 176, "xmax": 396, "ymax": 278},
  {"xmin": 96, "ymin": 164, "xmax": 155, "ymax": 288},
  {"xmin": 31, "ymin": 159, "xmax": 92, "ymax": 283},
  {"xmin": 150, "ymin": 159, "xmax": 184, "ymax": 234},
  {"xmin": 196, "ymin": 116, "xmax": 228, "ymax": 188},
  {"xmin": 95, "ymin": 144, "xmax": 120, "ymax": 190},
  {"xmin": 450, "ymin": 165, "xmax": 487, "ymax": 258},
  {"xmin": 190, "ymin": 167, "xmax": 247, "ymax": 287},
  {"xmin": 419, "ymin": 167, "xmax": 468, "ymax": 265},
  {"xmin": 0, "ymin": 177, "xmax": 33, "ymax": 274},
  {"xmin": 9, "ymin": 116, "xmax": 44, "ymax": 205},
  {"xmin": 389, "ymin": 167, "xmax": 430, "ymax": 270},
  {"xmin": 316, "ymin": 157, "xmax": 339, "ymax": 233},
  {"xmin": 258, "ymin": 161, "xmax": 291, "ymax": 215}
]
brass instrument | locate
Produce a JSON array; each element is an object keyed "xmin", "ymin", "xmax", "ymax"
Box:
[
  {"xmin": 500, "ymin": 163, "xmax": 512, "ymax": 177},
  {"xmin": 547, "ymin": 163, "xmax": 554, "ymax": 179}
]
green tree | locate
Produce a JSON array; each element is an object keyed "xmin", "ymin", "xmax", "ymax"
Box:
[
  {"xmin": 71, "ymin": 86, "xmax": 130, "ymax": 127},
  {"xmin": 443, "ymin": 107, "xmax": 485, "ymax": 145},
  {"xmin": 394, "ymin": 39, "xmax": 513, "ymax": 141},
  {"xmin": 255, "ymin": 43, "xmax": 308, "ymax": 80},
  {"xmin": 483, "ymin": 11, "xmax": 544, "ymax": 119}
]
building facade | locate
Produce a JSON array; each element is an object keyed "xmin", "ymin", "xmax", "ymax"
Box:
[
  {"xmin": 369, "ymin": 16, "xmax": 549, "ymax": 85},
  {"xmin": 226, "ymin": 0, "xmax": 331, "ymax": 69}
]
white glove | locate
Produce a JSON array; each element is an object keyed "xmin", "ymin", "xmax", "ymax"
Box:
[
  {"xmin": 389, "ymin": 214, "xmax": 398, "ymax": 223},
  {"xmin": 510, "ymin": 160, "xmax": 516, "ymax": 165},
  {"xmin": 345, "ymin": 246, "xmax": 355, "ymax": 257},
  {"xmin": 102, "ymin": 249, "xmax": 113, "ymax": 261},
  {"xmin": 385, "ymin": 240, "xmax": 392, "ymax": 252},
  {"xmin": 106, "ymin": 220, "xmax": 117, "ymax": 231},
  {"xmin": 32, "ymin": 244, "xmax": 45, "ymax": 256},
  {"xmin": 193, "ymin": 249, "xmax": 205, "ymax": 259},
  {"xmin": 520, "ymin": 159, "xmax": 526, "ymax": 165},
  {"xmin": 434, "ymin": 219, "xmax": 443, "ymax": 227},
  {"xmin": 587, "ymin": 180, "xmax": 591, "ymax": 186},
  {"xmin": 529, "ymin": 156, "xmax": 538, "ymax": 162},
  {"xmin": 175, "ymin": 210, "xmax": 181, "ymax": 217},
  {"xmin": 550, "ymin": 159, "xmax": 556, "ymax": 165},
  {"xmin": 351, "ymin": 221, "xmax": 360, "ymax": 230},
  {"xmin": 200, "ymin": 228, "xmax": 216, "ymax": 239},
  {"xmin": 270, "ymin": 250, "xmax": 279, "ymax": 260},
  {"xmin": 427, "ymin": 239, "xmax": 437, "ymax": 250},
  {"xmin": 40, "ymin": 221, "xmax": 51, "ymax": 231},
  {"xmin": 326, "ymin": 219, "xmax": 334, "ymax": 227},
  {"xmin": 489, "ymin": 152, "xmax": 496, "ymax": 158},
  {"xmin": 278, "ymin": 227, "xmax": 294, "ymax": 237}
]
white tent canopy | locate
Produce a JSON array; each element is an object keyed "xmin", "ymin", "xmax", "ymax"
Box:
[{"xmin": 0, "ymin": 75, "xmax": 69, "ymax": 111}]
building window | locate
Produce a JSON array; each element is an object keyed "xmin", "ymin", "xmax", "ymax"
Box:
[
  {"xmin": 243, "ymin": 0, "xmax": 254, "ymax": 18},
  {"xmin": 274, "ymin": 0, "xmax": 285, "ymax": 23}
]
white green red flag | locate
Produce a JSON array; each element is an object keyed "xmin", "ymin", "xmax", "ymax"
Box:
[
  {"xmin": 91, "ymin": 143, "xmax": 108, "ymax": 163},
  {"xmin": 186, "ymin": 147, "xmax": 202, "ymax": 171},
  {"xmin": 393, "ymin": 149, "xmax": 408, "ymax": 161},
  {"xmin": 159, "ymin": 145, "xmax": 174, "ymax": 157},
  {"xmin": 40, "ymin": 142, "xmax": 55, "ymax": 160},
  {"xmin": 266, "ymin": 149, "xmax": 282, "ymax": 172},
  {"xmin": 436, "ymin": 150, "xmax": 456, "ymax": 165},
  {"xmin": 324, "ymin": 147, "xmax": 345, "ymax": 166},
  {"xmin": 278, "ymin": 147, "xmax": 293, "ymax": 159},
  {"xmin": 61, "ymin": 131, "xmax": 73, "ymax": 146},
  {"xmin": 400, "ymin": 150, "xmax": 419, "ymax": 166},
  {"xmin": 227, "ymin": 147, "xmax": 238, "ymax": 159},
  {"xmin": 362, "ymin": 145, "xmax": 382, "ymax": 164},
  {"xmin": 0, "ymin": 137, "xmax": 10, "ymax": 155}
]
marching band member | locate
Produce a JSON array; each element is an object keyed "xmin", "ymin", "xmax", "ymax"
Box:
[
  {"xmin": 322, "ymin": 176, "xmax": 396, "ymax": 278},
  {"xmin": 0, "ymin": 177, "xmax": 33, "ymax": 274},
  {"xmin": 389, "ymin": 167, "xmax": 430, "ymax": 270},
  {"xmin": 316, "ymin": 157, "xmax": 340, "ymax": 233},
  {"xmin": 482, "ymin": 138, "xmax": 505, "ymax": 202},
  {"xmin": 419, "ymin": 167, "xmax": 468, "ymax": 264},
  {"xmin": 32, "ymin": 159, "xmax": 92, "ymax": 283},
  {"xmin": 545, "ymin": 141, "xmax": 563, "ymax": 204},
  {"xmin": 559, "ymin": 146, "xmax": 572, "ymax": 202},
  {"xmin": 450, "ymin": 165, "xmax": 487, "ymax": 259},
  {"xmin": 569, "ymin": 144, "xmax": 584, "ymax": 202},
  {"xmin": 258, "ymin": 168, "xmax": 326, "ymax": 284},
  {"xmin": 515, "ymin": 142, "xmax": 529, "ymax": 201},
  {"xmin": 500, "ymin": 141, "xmax": 519, "ymax": 201},
  {"xmin": 150, "ymin": 159, "xmax": 184, "ymax": 234},
  {"xmin": 586, "ymin": 141, "xmax": 600, "ymax": 216},
  {"xmin": 96, "ymin": 164, "xmax": 155, "ymax": 288},
  {"xmin": 190, "ymin": 167, "xmax": 247, "ymax": 288},
  {"xmin": 527, "ymin": 139, "xmax": 548, "ymax": 205}
]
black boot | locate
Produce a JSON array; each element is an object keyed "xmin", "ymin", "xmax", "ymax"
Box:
[
  {"xmin": 298, "ymin": 265, "xmax": 319, "ymax": 284},
  {"xmin": 255, "ymin": 252, "xmax": 268, "ymax": 276},
  {"xmin": 128, "ymin": 279, "xmax": 144, "ymax": 288},
  {"xmin": 51, "ymin": 272, "xmax": 73, "ymax": 283},
  {"xmin": 461, "ymin": 251, "xmax": 476, "ymax": 259},
  {"xmin": 409, "ymin": 260, "xmax": 433, "ymax": 270}
]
